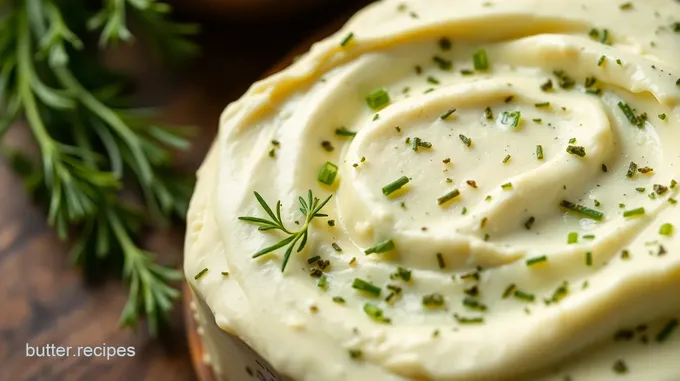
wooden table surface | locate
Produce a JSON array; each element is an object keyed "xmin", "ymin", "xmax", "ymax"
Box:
[{"xmin": 0, "ymin": 2, "xmax": 366, "ymax": 380}]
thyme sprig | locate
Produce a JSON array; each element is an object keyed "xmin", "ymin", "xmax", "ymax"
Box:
[
  {"xmin": 0, "ymin": 0, "xmax": 198, "ymax": 335},
  {"xmin": 239, "ymin": 190, "xmax": 332, "ymax": 272}
]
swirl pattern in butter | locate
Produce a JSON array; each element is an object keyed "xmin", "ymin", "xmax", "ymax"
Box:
[{"xmin": 185, "ymin": 1, "xmax": 680, "ymax": 380}]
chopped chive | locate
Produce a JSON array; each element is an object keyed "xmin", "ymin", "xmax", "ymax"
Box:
[
  {"xmin": 502, "ymin": 155, "xmax": 511, "ymax": 164},
  {"xmin": 427, "ymin": 76, "xmax": 440, "ymax": 85},
  {"xmin": 382, "ymin": 176, "xmax": 409, "ymax": 196},
  {"xmin": 569, "ymin": 138, "xmax": 577, "ymax": 144},
  {"xmin": 462, "ymin": 297, "xmax": 488, "ymax": 311},
  {"xmin": 422, "ymin": 293, "xmax": 445, "ymax": 307},
  {"xmin": 433, "ymin": 56, "xmax": 452, "ymax": 71},
  {"xmin": 335, "ymin": 127, "xmax": 357, "ymax": 137},
  {"xmin": 460, "ymin": 271, "xmax": 480, "ymax": 281},
  {"xmin": 328, "ymin": 220, "xmax": 336, "ymax": 227},
  {"xmin": 623, "ymin": 207, "xmax": 645, "ymax": 218},
  {"xmin": 619, "ymin": 2, "xmax": 633, "ymax": 10},
  {"xmin": 194, "ymin": 268, "xmax": 209, "ymax": 280},
  {"xmin": 352, "ymin": 278, "xmax": 381, "ymax": 297},
  {"xmin": 533, "ymin": 118, "xmax": 542, "ymax": 123},
  {"xmin": 317, "ymin": 274, "xmax": 328, "ymax": 289},
  {"xmin": 472, "ymin": 49, "xmax": 489, "ymax": 70},
  {"xmin": 568, "ymin": 232, "xmax": 578, "ymax": 244},
  {"xmin": 585, "ymin": 88, "xmax": 602, "ymax": 96},
  {"xmin": 436, "ymin": 253, "xmax": 446, "ymax": 269},
  {"xmin": 501, "ymin": 182, "xmax": 513, "ymax": 190},
  {"xmin": 626, "ymin": 162, "xmax": 638, "ymax": 178},
  {"xmin": 466, "ymin": 180, "xmax": 478, "ymax": 188},
  {"xmin": 340, "ymin": 32, "xmax": 354, "ymax": 47},
  {"xmin": 221, "ymin": 271, "xmax": 229, "ymax": 277},
  {"xmin": 582, "ymin": 234, "xmax": 595, "ymax": 240},
  {"xmin": 540, "ymin": 79, "xmax": 554, "ymax": 92},
  {"xmin": 585, "ymin": 77, "xmax": 597, "ymax": 88},
  {"xmin": 502, "ymin": 284, "xmax": 517, "ymax": 298},
  {"xmin": 373, "ymin": 113, "xmax": 380, "ymax": 121},
  {"xmin": 536, "ymin": 145, "xmax": 544, "ymax": 160},
  {"xmin": 525, "ymin": 216, "xmax": 535, "ymax": 230},
  {"xmin": 585, "ymin": 251, "xmax": 593, "ymax": 266},
  {"xmin": 412, "ymin": 137, "xmax": 432, "ymax": 151},
  {"xmin": 656, "ymin": 319, "xmax": 678, "ymax": 342},
  {"xmin": 440, "ymin": 108, "xmax": 457, "ymax": 120},
  {"xmin": 535, "ymin": 102, "xmax": 550, "ymax": 108},
  {"xmin": 659, "ymin": 223, "xmax": 674, "ymax": 236},
  {"xmin": 438, "ymin": 189, "xmax": 460, "ymax": 205},
  {"xmin": 659, "ymin": 113, "xmax": 667, "ymax": 120},
  {"xmin": 638, "ymin": 166, "xmax": 653, "ymax": 174},
  {"xmin": 618, "ymin": 101, "xmax": 642, "ymax": 127},
  {"xmin": 526, "ymin": 255, "xmax": 548, "ymax": 266},
  {"xmin": 392, "ymin": 266, "xmax": 412, "ymax": 282},
  {"xmin": 348, "ymin": 349, "xmax": 362, "ymax": 359},
  {"xmin": 501, "ymin": 111, "xmax": 521, "ymax": 128},
  {"xmin": 459, "ymin": 134, "xmax": 472, "ymax": 147},
  {"xmin": 307, "ymin": 255, "xmax": 320, "ymax": 264},
  {"xmin": 318, "ymin": 161, "xmax": 338, "ymax": 185},
  {"xmin": 363, "ymin": 303, "xmax": 390, "ymax": 323},
  {"xmin": 365, "ymin": 239, "xmax": 395, "ymax": 255},
  {"xmin": 514, "ymin": 290, "xmax": 535, "ymax": 302},
  {"xmin": 566, "ymin": 145, "xmax": 586, "ymax": 157},
  {"xmin": 332, "ymin": 242, "xmax": 343, "ymax": 252},
  {"xmin": 597, "ymin": 55, "xmax": 606, "ymax": 66},
  {"xmin": 366, "ymin": 89, "xmax": 391, "ymax": 111},
  {"xmin": 560, "ymin": 200, "xmax": 604, "ymax": 220},
  {"xmin": 454, "ymin": 314, "xmax": 484, "ymax": 324}
]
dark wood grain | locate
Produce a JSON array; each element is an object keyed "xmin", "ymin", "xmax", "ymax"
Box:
[{"xmin": 0, "ymin": 2, "xmax": 370, "ymax": 381}]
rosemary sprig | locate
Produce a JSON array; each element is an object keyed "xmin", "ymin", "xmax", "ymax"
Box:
[
  {"xmin": 239, "ymin": 190, "xmax": 332, "ymax": 272},
  {"xmin": 0, "ymin": 0, "xmax": 197, "ymax": 335}
]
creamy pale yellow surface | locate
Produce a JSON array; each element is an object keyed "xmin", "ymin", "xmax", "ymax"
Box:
[{"xmin": 185, "ymin": 0, "xmax": 680, "ymax": 380}]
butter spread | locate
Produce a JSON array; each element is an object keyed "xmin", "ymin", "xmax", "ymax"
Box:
[{"xmin": 185, "ymin": 1, "xmax": 680, "ymax": 380}]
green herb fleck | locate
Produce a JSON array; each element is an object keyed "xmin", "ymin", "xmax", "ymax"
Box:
[
  {"xmin": 623, "ymin": 207, "xmax": 645, "ymax": 218},
  {"xmin": 382, "ymin": 176, "xmax": 410, "ymax": 196},
  {"xmin": 365, "ymin": 239, "xmax": 395, "ymax": 255},
  {"xmin": 459, "ymin": 134, "xmax": 472, "ymax": 147},
  {"xmin": 363, "ymin": 303, "xmax": 390, "ymax": 323},
  {"xmin": 422, "ymin": 293, "xmax": 445, "ymax": 307},
  {"xmin": 352, "ymin": 278, "xmax": 381, "ymax": 297},
  {"xmin": 473, "ymin": 49, "xmax": 489, "ymax": 70},
  {"xmin": 560, "ymin": 200, "xmax": 604, "ymax": 220},
  {"xmin": 501, "ymin": 111, "xmax": 521, "ymax": 128},
  {"xmin": 340, "ymin": 32, "xmax": 355, "ymax": 47},
  {"xmin": 318, "ymin": 162, "xmax": 338, "ymax": 185},
  {"xmin": 194, "ymin": 268, "xmax": 209, "ymax": 280},
  {"xmin": 366, "ymin": 89, "xmax": 391, "ymax": 111},
  {"xmin": 566, "ymin": 145, "xmax": 586, "ymax": 157},
  {"xmin": 336, "ymin": 127, "xmax": 357, "ymax": 137},
  {"xmin": 440, "ymin": 108, "xmax": 457, "ymax": 120},
  {"xmin": 438, "ymin": 189, "xmax": 461, "ymax": 205},
  {"xmin": 659, "ymin": 223, "xmax": 674, "ymax": 236},
  {"xmin": 526, "ymin": 255, "xmax": 548, "ymax": 266}
]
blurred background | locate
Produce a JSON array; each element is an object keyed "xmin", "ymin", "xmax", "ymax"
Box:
[{"xmin": 0, "ymin": 1, "xmax": 370, "ymax": 380}]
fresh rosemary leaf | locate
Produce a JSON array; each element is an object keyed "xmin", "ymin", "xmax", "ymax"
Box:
[{"xmin": 240, "ymin": 190, "xmax": 332, "ymax": 272}]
